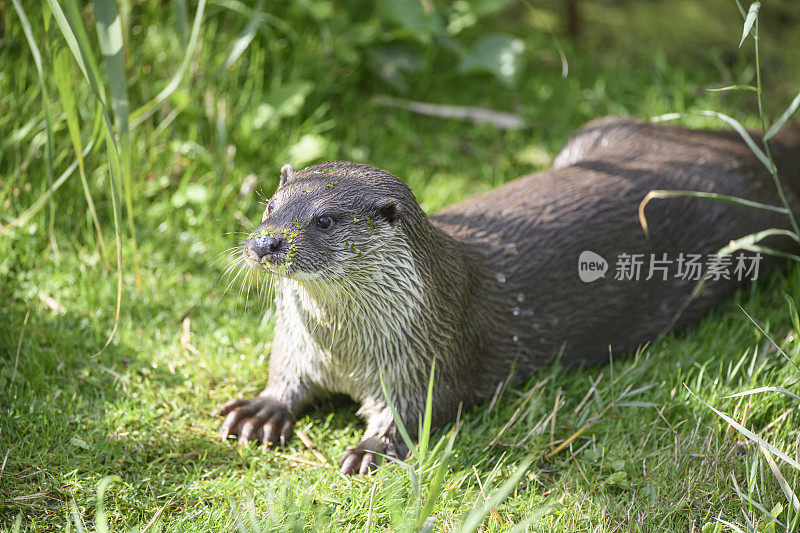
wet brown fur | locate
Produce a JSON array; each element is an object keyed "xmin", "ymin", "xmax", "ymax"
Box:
[{"xmin": 218, "ymin": 117, "xmax": 800, "ymax": 474}]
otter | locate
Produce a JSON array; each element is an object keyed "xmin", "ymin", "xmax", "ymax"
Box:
[{"xmin": 217, "ymin": 117, "xmax": 800, "ymax": 475}]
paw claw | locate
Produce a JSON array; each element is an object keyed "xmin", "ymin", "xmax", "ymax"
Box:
[
  {"xmin": 339, "ymin": 448, "xmax": 380, "ymax": 476},
  {"xmin": 215, "ymin": 397, "xmax": 293, "ymax": 449}
]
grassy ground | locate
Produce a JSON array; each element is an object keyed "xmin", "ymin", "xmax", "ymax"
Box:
[{"xmin": 1, "ymin": 0, "xmax": 799, "ymax": 530}]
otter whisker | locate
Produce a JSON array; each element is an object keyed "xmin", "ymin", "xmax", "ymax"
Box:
[
  {"xmin": 244, "ymin": 267, "xmax": 256, "ymax": 308},
  {"xmin": 234, "ymin": 219, "xmax": 256, "ymax": 232},
  {"xmin": 215, "ymin": 247, "xmax": 246, "ymax": 272},
  {"xmin": 223, "ymin": 261, "xmax": 249, "ymax": 297},
  {"xmin": 220, "ymin": 255, "xmax": 246, "ymax": 283}
]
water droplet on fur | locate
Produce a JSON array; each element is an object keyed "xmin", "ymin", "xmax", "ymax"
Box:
[
  {"xmin": 495, "ymin": 272, "xmax": 506, "ymax": 283},
  {"xmin": 512, "ymin": 306, "xmax": 520, "ymax": 316},
  {"xmin": 516, "ymin": 293, "xmax": 525, "ymax": 303},
  {"xmin": 512, "ymin": 335, "xmax": 519, "ymax": 343}
]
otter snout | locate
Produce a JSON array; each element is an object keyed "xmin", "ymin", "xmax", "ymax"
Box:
[{"xmin": 244, "ymin": 232, "xmax": 285, "ymax": 263}]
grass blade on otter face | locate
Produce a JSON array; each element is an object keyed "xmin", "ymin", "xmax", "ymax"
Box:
[{"xmin": 765, "ymin": 90, "xmax": 800, "ymax": 141}]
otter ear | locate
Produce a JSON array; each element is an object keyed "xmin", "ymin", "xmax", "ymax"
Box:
[
  {"xmin": 376, "ymin": 200, "xmax": 400, "ymax": 225},
  {"xmin": 279, "ymin": 163, "xmax": 295, "ymax": 188}
]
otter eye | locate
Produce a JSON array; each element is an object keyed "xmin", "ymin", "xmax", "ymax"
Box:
[
  {"xmin": 262, "ymin": 201, "xmax": 275, "ymax": 222},
  {"xmin": 316, "ymin": 215, "xmax": 333, "ymax": 230}
]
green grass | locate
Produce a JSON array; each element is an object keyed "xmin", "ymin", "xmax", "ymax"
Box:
[{"xmin": 1, "ymin": 0, "xmax": 800, "ymax": 530}]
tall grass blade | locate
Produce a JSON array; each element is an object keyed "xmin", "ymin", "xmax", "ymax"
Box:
[
  {"xmin": 765, "ymin": 90, "xmax": 800, "ymax": 141},
  {"xmin": 786, "ymin": 295, "xmax": 800, "ymax": 362},
  {"xmin": 95, "ymin": 475, "xmax": 121, "ymax": 533},
  {"xmin": 46, "ymin": 0, "xmax": 125, "ymax": 356},
  {"xmin": 686, "ymin": 386, "xmax": 800, "ymax": 471},
  {"xmin": 129, "ymin": 0, "xmax": 207, "ymax": 128},
  {"xmin": 731, "ymin": 243, "xmax": 800, "ymax": 262},
  {"xmin": 11, "ymin": 0, "xmax": 57, "ymax": 250},
  {"xmin": 414, "ymin": 426, "xmax": 458, "ymax": 531},
  {"xmin": 0, "ymin": 142, "xmax": 94, "ymax": 234},
  {"xmin": 714, "ymin": 518, "xmax": 748, "ymax": 533},
  {"xmin": 379, "ymin": 372, "xmax": 419, "ymax": 462},
  {"xmin": 93, "ymin": 0, "xmax": 129, "ymax": 136},
  {"xmin": 722, "ymin": 386, "xmax": 800, "ymax": 403},
  {"xmin": 45, "ymin": 0, "xmax": 91, "ymax": 82},
  {"xmin": 650, "ymin": 110, "xmax": 776, "ymax": 172},
  {"xmin": 734, "ymin": 0, "xmax": 746, "ymax": 18},
  {"xmin": 458, "ymin": 456, "xmax": 533, "ymax": 533},
  {"xmin": 717, "ymin": 228, "xmax": 800, "ymax": 254},
  {"xmin": 699, "ymin": 110, "xmax": 772, "ymax": 170},
  {"xmin": 46, "ymin": 8, "xmax": 109, "ymax": 266},
  {"xmin": 222, "ymin": 0, "xmax": 264, "ymax": 71},
  {"xmin": 502, "ymin": 504, "xmax": 560, "ymax": 533},
  {"xmin": 761, "ymin": 447, "xmax": 800, "ymax": 512},
  {"xmin": 69, "ymin": 499, "xmax": 88, "ymax": 533},
  {"xmin": 730, "ymin": 478, "xmax": 788, "ymax": 527},
  {"xmin": 738, "ymin": 304, "xmax": 800, "ymax": 372},
  {"xmin": 418, "ymin": 357, "xmax": 436, "ymax": 462},
  {"xmin": 707, "ymin": 85, "xmax": 758, "ymax": 93},
  {"xmin": 739, "ymin": 2, "xmax": 760, "ymax": 48},
  {"xmin": 94, "ymin": 0, "xmax": 141, "ymax": 286},
  {"xmin": 638, "ymin": 190, "xmax": 786, "ymax": 239},
  {"xmin": 173, "ymin": 0, "xmax": 189, "ymax": 48}
]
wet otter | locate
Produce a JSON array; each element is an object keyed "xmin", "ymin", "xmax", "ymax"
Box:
[{"xmin": 217, "ymin": 117, "xmax": 800, "ymax": 475}]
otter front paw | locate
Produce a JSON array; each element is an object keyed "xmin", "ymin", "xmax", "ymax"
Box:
[
  {"xmin": 216, "ymin": 397, "xmax": 293, "ymax": 448},
  {"xmin": 339, "ymin": 437, "xmax": 385, "ymax": 475}
]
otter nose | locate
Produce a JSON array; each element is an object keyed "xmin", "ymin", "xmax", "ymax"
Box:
[{"xmin": 251, "ymin": 234, "xmax": 284, "ymax": 260}]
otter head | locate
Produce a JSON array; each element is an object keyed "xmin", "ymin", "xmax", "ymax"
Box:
[{"xmin": 243, "ymin": 161, "xmax": 420, "ymax": 285}]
